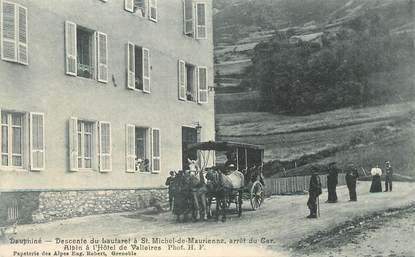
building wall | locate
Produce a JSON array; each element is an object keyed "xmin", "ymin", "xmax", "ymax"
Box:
[{"xmin": 0, "ymin": 0, "xmax": 215, "ymax": 191}]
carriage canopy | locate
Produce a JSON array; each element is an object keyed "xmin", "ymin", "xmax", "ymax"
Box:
[{"xmin": 187, "ymin": 141, "xmax": 264, "ymax": 171}]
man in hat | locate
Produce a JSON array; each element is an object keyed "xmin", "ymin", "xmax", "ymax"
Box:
[
  {"xmin": 326, "ymin": 162, "xmax": 339, "ymax": 203},
  {"xmin": 384, "ymin": 161, "xmax": 393, "ymax": 192},
  {"xmin": 165, "ymin": 170, "xmax": 176, "ymax": 210},
  {"xmin": 345, "ymin": 163, "xmax": 359, "ymax": 201},
  {"xmin": 307, "ymin": 167, "xmax": 322, "ymax": 218}
]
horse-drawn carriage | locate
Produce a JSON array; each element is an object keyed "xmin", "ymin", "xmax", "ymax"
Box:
[{"xmin": 183, "ymin": 141, "xmax": 265, "ymax": 221}]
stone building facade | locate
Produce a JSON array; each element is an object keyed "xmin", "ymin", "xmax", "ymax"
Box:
[{"xmin": 0, "ymin": 0, "xmax": 214, "ymax": 223}]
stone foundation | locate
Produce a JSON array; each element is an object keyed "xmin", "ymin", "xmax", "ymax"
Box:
[{"xmin": 1, "ymin": 188, "xmax": 168, "ymax": 224}]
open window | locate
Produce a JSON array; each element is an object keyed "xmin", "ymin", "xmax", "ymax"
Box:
[
  {"xmin": 76, "ymin": 27, "xmax": 95, "ymax": 79},
  {"xmin": 127, "ymin": 42, "xmax": 150, "ymax": 93},
  {"xmin": 185, "ymin": 63, "xmax": 197, "ymax": 102},
  {"xmin": 183, "ymin": 0, "xmax": 207, "ymax": 39},
  {"xmin": 125, "ymin": 0, "xmax": 146, "ymax": 17},
  {"xmin": 178, "ymin": 60, "xmax": 209, "ymax": 103},
  {"xmin": 125, "ymin": 125, "xmax": 160, "ymax": 173},
  {"xmin": 65, "ymin": 21, "xmax": 108, "ymax": 83}
]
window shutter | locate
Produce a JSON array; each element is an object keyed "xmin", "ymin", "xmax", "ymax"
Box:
[
  {"xmin": 97, "ymin": 32, "xmax": 108, "ymax": 83},
  {"xmin": 178, "ymin": 60, "xmax": 186, "ymax": 100},
  {"xmin": 151, "ymin": 128, "xmax": 160, "ymax": 173},
  {"xmin": 126, "ymin": 124, "xmax": 136, "ymax": 172},
  {"xmin": 142, "ymin": 48, "xmax": 151, "ymax": 93},
  {"xmin": 127, "ymin": 42, "xmax": 135, "ymax": 89},
  {"xmin": 196, "ymin": 3, "xmax": 207, "ymax": 39},
  {"xmin": 65, "ymin": 21, "xmax": 77, "ymax": 76},
  {"xmin": 69, "ymin": 117, "xmax": 78, "ymax": 171},
  {"xmin": 124, "ymin": 0, "xmax": 134, "ymax": 12},
  {"xmin": 17, "ymin": 5, "xmax": 28, "ymax": 65},
  {"xmin": 30, "ymin": 112, "xmax": 45, "ymax": 171},
  {"xmin": 148, "ymin": 0, "xmax": 157, "ymax": 22},
  {"xmin": 1, "ymin": 1, "xmax": 17, "ymax": 62},
  {"xmin": 183, "ymin": 0, "xmax": 194, "ymax": 35},
  {"xmin": 198, "ymin": 66, "xmax": 208, "ymax": 104},
  {"xmin": 99, "ymin": 121, "xmax": 111, "ymax": 172}
]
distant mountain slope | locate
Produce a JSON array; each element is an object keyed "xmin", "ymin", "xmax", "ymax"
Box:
[{"xmin": 213, "ymin": 0, "xmax": 414, "ymax": 113}]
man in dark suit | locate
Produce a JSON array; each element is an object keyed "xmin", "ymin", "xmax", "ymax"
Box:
[
  {"xmin": 307, "ymin": 167, "xmax": 322, "ymax": 218},
  {"xmin": 384, "ymin": 161, "xmax": 393, "ymax": 192},
  {"xmin": 345, "ymin": 163, "xmax": 359, "ymax": 201}
]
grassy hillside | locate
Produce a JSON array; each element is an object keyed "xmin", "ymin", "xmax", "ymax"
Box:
[{"xmin": 216, "ymin": 102, "xmax": 415, "ymax": 178}]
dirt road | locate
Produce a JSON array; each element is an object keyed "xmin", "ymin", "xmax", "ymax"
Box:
[{"xmin": 1, "ymin": 182, "xmax": 414, "ymax": 257}]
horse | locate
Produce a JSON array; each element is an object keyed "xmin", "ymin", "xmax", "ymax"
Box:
[
  {"xmin": 205, "ymin": 168, "xmax": 244, "ymax": 222},
  {"xmin": 187, "ymin": 159, "xmax": 208, "ymax": 221}
]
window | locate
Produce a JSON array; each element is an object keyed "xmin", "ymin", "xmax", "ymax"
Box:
[
  {"xmin": 77, "ymin": 27, "xmax": 94, "ymax": 79},
  {"xmin": 178, "ymin": 60, "xmax": 208, "ymax": 103},
  {"xmin": 125, "ymin": 125, "xmax": 160, "ymax": 173},
  {"xmin": 1, "ymin": 112, "xmax": 24, "ymax": 168},
  {"xmin": 1, "ymin": 1, "xmax": 28, "ymax": 64},
  {"xmin": 65, "ymin": 21, "xmax": 108, "ymax": 83},
  {"xmin": 183, "ymin": 0, "xmax": 207, "ymax": 39},
  {"xmin": 125, "ymin": 0, "xmax": 157, "ymax": 21},
  {"xmin": 126, "ymin": 42, "xmax": 150, "ymax": 93},
  {"xmin": 0, "ymin": 110, "xmax": 45, "ymax": 171},
  {"xmin": 148, "ymin": 0, "xmax": 157, "ymax": 22},
  {"xmin": 77, "ymin": 121, "xmax": 93, "ymax": 169},
  {"xmin": 185, "ymin": 63, "xmax": 196, "ymax": 102},
  {"xmin": 69, "ymin": 118, "xmax": 111, "ymax": 172}
]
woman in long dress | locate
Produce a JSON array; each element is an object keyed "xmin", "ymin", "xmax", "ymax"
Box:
[{"xmin": 370, "ymin": 165, "xmax": 383, "ymax": 193}]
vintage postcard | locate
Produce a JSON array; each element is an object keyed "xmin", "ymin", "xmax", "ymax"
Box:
[{"xmin": 0, "ymin": 0, "xmax": 414, "ymax": 256}]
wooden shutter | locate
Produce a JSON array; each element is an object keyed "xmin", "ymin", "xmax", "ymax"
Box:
[
  {"xmin": 65, "ymin": 21, "xmax": 77, "ymax": 76},
  {"xmin": 183, "ymin": 0, "xmax": 194, "ymax": 35},
  {"xmin": 142, "ymin": 48, "xmax": 150, "ymax": 93},
  {"xmin": 198, "ymin": 66, "xmax": 208, "ymax": 103},
  {"xmin": 124, "ymin": 0, "xmax": 134, "ymax": 12},
  {"xmin": 126, "ymin": 124, "xmax": 135, "ymax": 172},
  {"xmin": 97, "ymin": 32, "xmax": 108, "ymax": 83},
  {"xmin": 1, "ymin": 1, "xmax": 17, "ymax": 62},
  {"xmin": 69, "ymin": 117, "xmax": 78, "ymax": 171},
  {"xmin": 148, "ymin": 0, "xmax": 157, "ymax": 22},
  {"xmin": 99, "ymin": 121, "xmax": 111, "ymax": 172},
  {"xmin": 196, "ymin": 2, "xmax": 207, "ymax": 39},
  {"xmin": 178, "ymin": 60, "xmax": 186, "ymax": 100},
  {"xmin": 30, "ymin": 112, "xmax": 45, "ymax": 171},
  {"xmin": 152, "ymin": 128, "xmax": 160, "ymax": 172},
  {"xmin": 17, "ymin": 5, "xmax": 28, "ymax": 64},
  {"xmin": 127, "ymin": 42, "xmax": 135, "ymax": 89}
]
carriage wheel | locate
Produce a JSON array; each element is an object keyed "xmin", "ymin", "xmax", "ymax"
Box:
[{"xmin": 250, "ymin": 181, "xmax": 265, "ymax": 210}]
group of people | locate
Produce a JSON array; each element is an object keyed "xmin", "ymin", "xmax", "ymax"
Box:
[
  {"xmin": 165, "ymin": 168, "xmax": 208, "ymax": 221},
  {"xmin": 369, "ymin": 161, "xmax": 393, "ymax": 193},
  {"xmin": 306, "ymin": 161, "xmax": 393, "ymax": 218}
]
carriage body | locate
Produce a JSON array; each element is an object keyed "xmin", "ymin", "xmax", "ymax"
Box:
[{"xmin": 187, "ymin": 141, "xmax": 265, "ymax": 210}]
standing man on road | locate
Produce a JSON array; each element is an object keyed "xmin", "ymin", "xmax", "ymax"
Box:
[
  {"xmin": 307, "ymin": 167, "xmax": 322, "ymax": 218},
  {"xmin": 326, "ymin": 162, "xmax": 339, "ymax": 203},
  {"xmin": 384, "ymin": 161, "xmax": 393, "ymax": 192},
  {"xmin": 345, "ymin": 163, "xmax": 359, "ymax": 201},
  {"xmin": 165, "ymin": 171, "xmax": 176, "ymax": 211}
]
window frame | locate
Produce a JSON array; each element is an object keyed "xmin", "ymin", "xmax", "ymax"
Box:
[
  {"xmin": 195, "ymin": 2, "xmax": 207, "ymax": 40},
  {"xmin": 126, "ymin": 42, "xmax": 151, "ymax": 93},
  {"xmin": 76, "ymin": 120, "xmax": 96, "ymax": 171},
  {"xmin": 148, "ymin": 0, "xmax": 157, "ymax": 22},
  {"xmin": 125, "ymin": 124, "xmax": 159, "ymax": 174},
  {"xmin": 64, "ymin": 21, "xmax": 108, "ymax": 83},
  {"xmin": 0, "ymin": 111, "xmax": 25, "ymax": 169}
]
